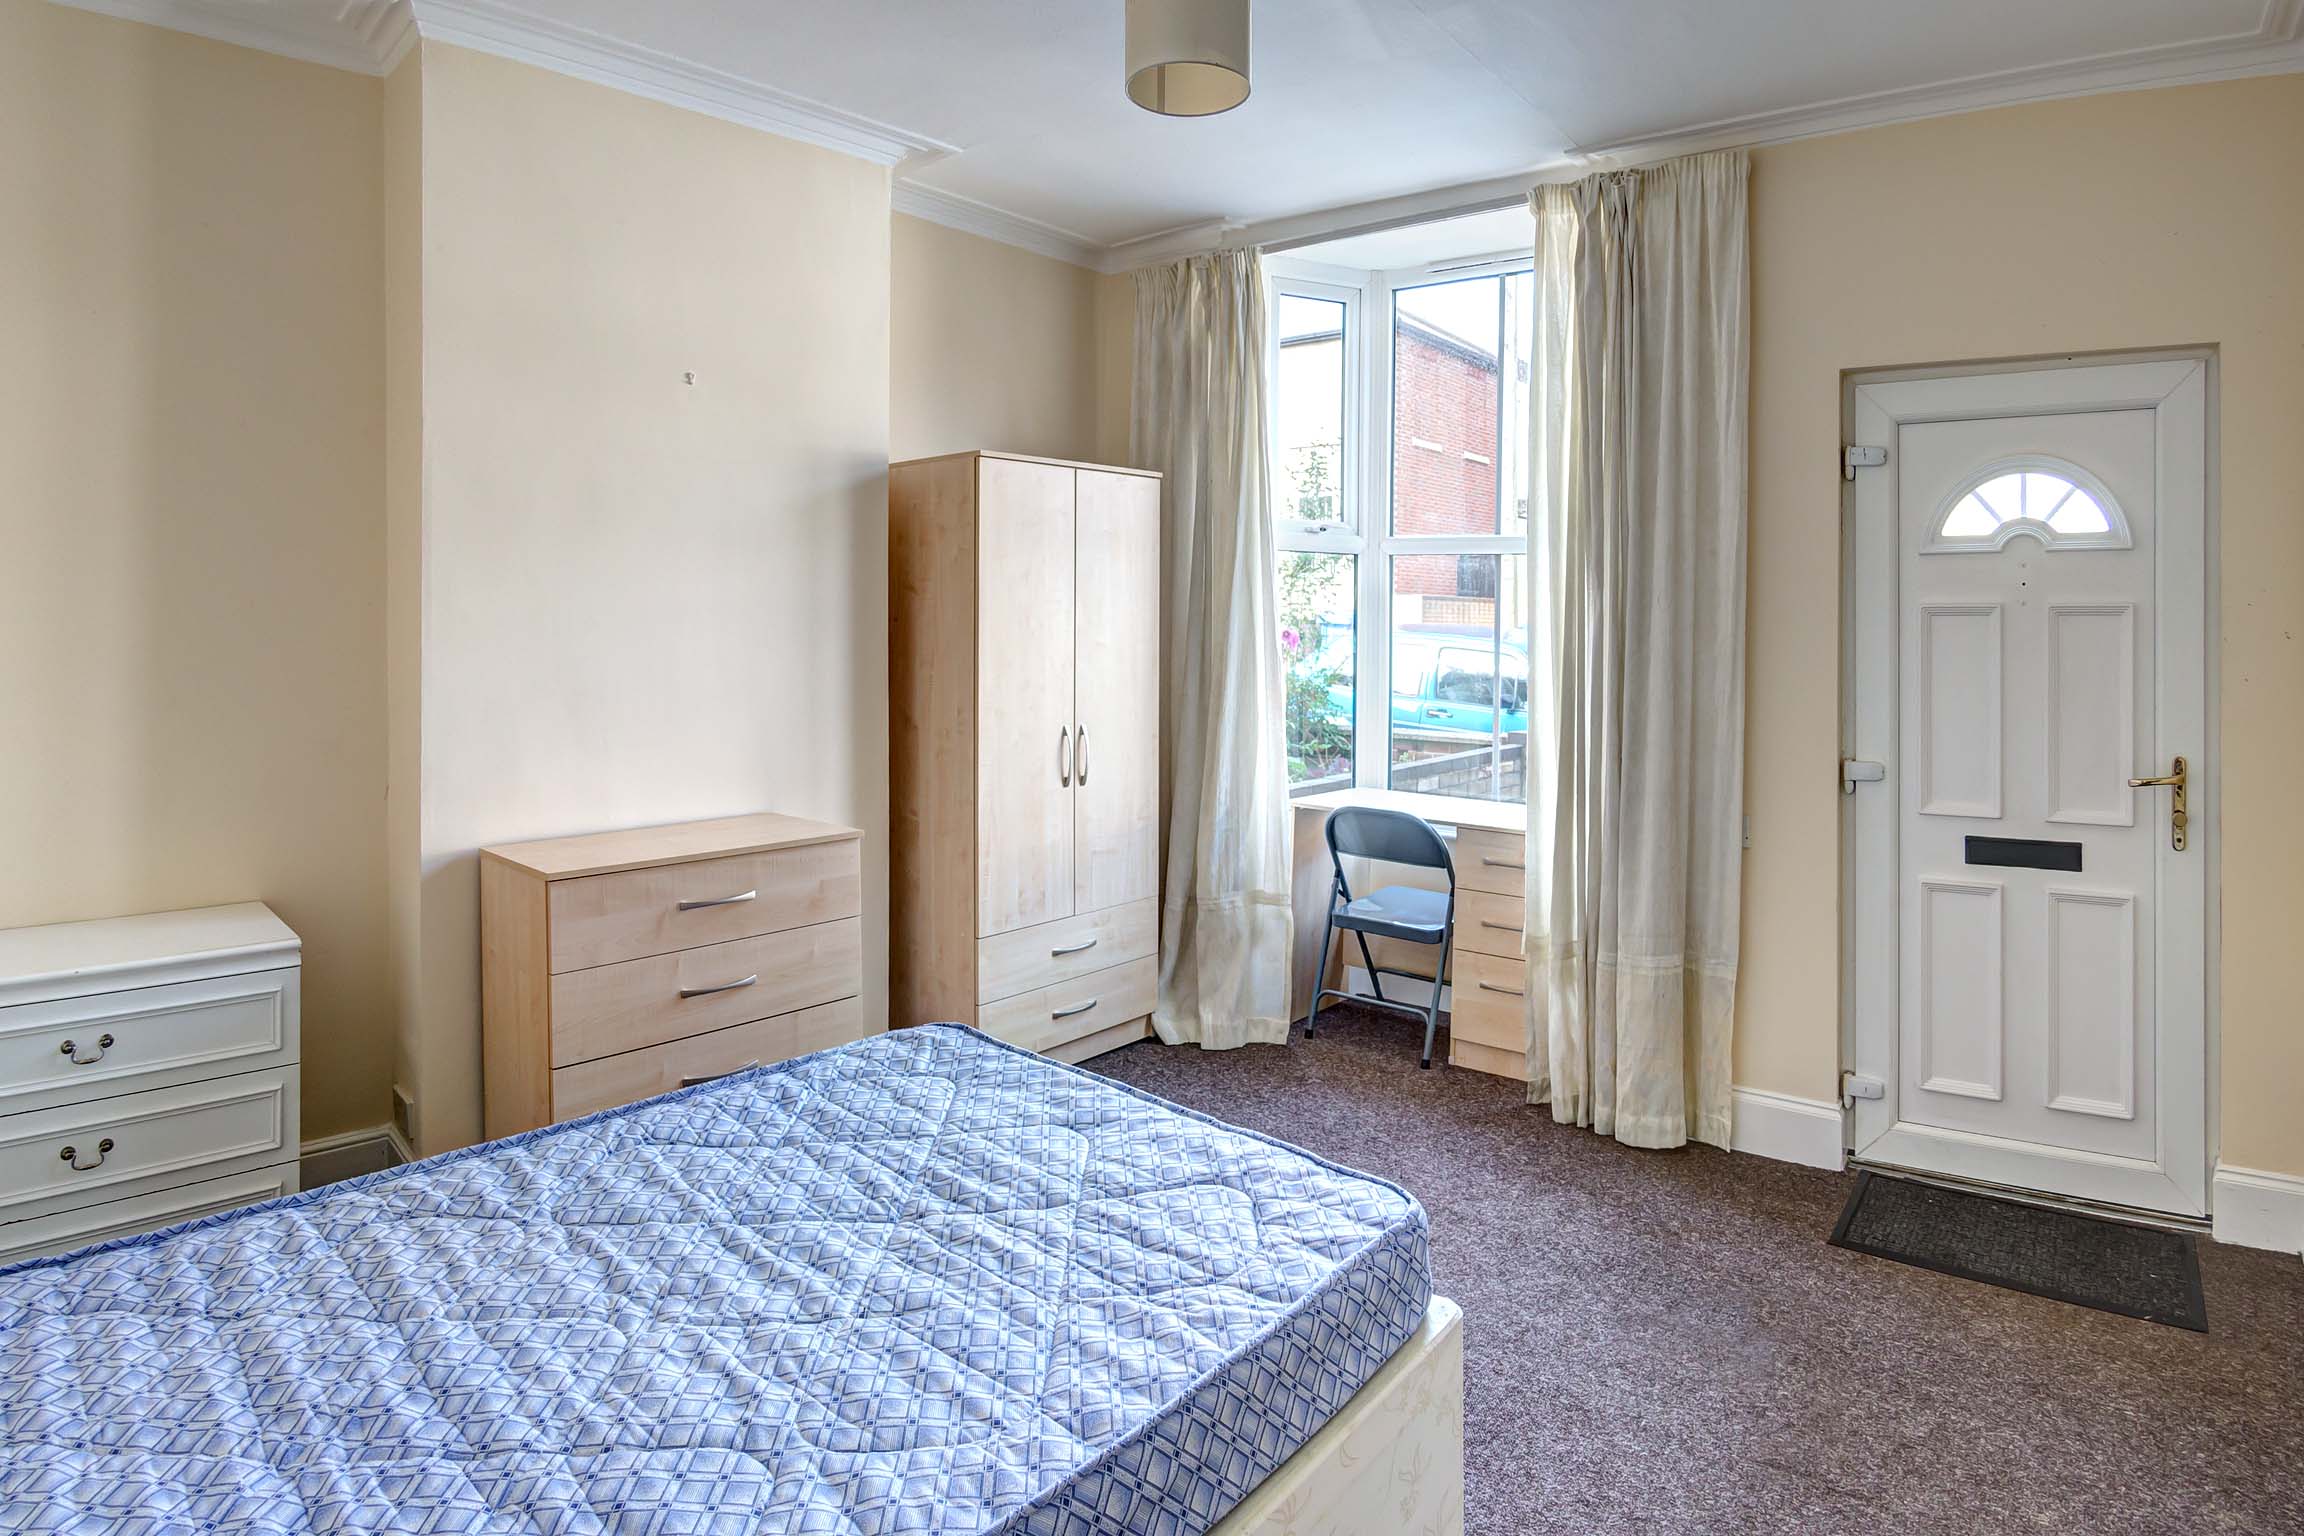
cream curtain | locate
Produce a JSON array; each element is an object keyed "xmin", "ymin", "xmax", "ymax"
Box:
[
  {"xmin": 1523, "ymin": 150, "xmax": 1751, "ymax": 1149},
  {"xmin": 1133, "ymin": 250, "xmax": 1295, "ymax": 1049}
]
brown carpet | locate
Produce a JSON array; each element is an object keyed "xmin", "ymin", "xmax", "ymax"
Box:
[{"xmin": 1089, "ymin": 1003, "xmax": 2304, "ymax": 1535}]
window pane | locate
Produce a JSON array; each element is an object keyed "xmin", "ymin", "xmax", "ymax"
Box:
[
  {"xmin": 1278, "ymin": 552, "xmax": 1356, "ymax": 794},
  {"xmin": 1392, "ymin": 275, "xmax": 1502, "ymax": 536},
  {"xmin": 1388, "ymin": 553, "xmax": 1528, "ymax": 802},
  {"xmin": 1274, "ymin": 295, "xmax": 1346, "ymax": 526}
]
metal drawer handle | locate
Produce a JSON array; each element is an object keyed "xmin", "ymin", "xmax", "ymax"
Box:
[
  {"xmin": 1059, "ymin": 726, "xmax": 1071, "ymax": 787},
  {"xmin": 1077, "ymin": 725, "xmax": 1089, "ymax": 786},
  {"xmin": 677, "ymin": 889, "xmax": 757, "ymax": 912},
  {"xmin": 59, "ymin": 1033, "xmax": 115, "ymax": 1066},
  {"xmin": 1476, "ymin": 980, "xmax": 1526, "ymax": 997},
  {"xmin": 1051, "ymin": 998, "xmax": 1099, "ymax": 1020},
  {"xmin": 1481, "ymin": 857, "xmax": 1524, "ymax": 870},
  {"xmin": 1051, "ymin": 938, "xmax": 1099, "ymax": 957},
  {"xmin": 60, "ymin": 1138, "xmax": 114, "ymax": 1172},
  {"xmin": 680, "ymin": 1060, "xmax": 760, "ymax": 1088},
  {"xmin": 678, "ymin": 974, "xmax": 759, "ymax": 999},
  {"xmin": 1478, "ymin": 920, "xmax": 1521, "ymax": 933}
]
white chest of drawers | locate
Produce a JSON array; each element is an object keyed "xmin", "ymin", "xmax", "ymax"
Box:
[{"xmin": 0, "ymin": 903, "xmax": 302, "ymax": 1266}]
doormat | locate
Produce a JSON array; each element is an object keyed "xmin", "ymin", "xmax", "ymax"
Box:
[{"xmin": 1830, "ymin": 1170, "xmax": 2207, "ymax": 1331}]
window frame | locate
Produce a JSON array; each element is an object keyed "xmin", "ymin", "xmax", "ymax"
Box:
[{"xmin": 1269, "ymin": 251, "xmax": 1535, "ymax": 799}]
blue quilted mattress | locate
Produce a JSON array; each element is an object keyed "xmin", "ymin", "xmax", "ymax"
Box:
[{"xmin": 1, "ymin": 1023, "xmax": 1429, "ymax": 1535}]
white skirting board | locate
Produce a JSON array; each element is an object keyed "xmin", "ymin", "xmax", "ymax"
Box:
[
  {"xmin": 1338, "ymin": 969, "xmax": 1848, "ymax": 1173},
  {"xmin": 2212, "ymin": 1164, "xmax": 2304, "ymax": 1255},
  {"xmin": 298, "ymin": 1125, "xmax": 406, "ymax": 1189}
]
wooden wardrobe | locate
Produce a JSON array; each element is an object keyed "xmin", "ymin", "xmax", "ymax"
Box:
[{"xmin": 889, "ymin": 451, "xmax": 1162, "ymax": 1061}]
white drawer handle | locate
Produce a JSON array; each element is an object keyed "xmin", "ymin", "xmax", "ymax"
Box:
[
  {"xmin": 1477, "ymin": 980, "xmax": 1526, "ymax": 997},
  {"xmin": 1481, "ymin": 857, "xmax": 1524, "ymax": 870},
  {"xmin": 1478, "ymin": 920, "xmax": 1521, "ymax": 933},
  {"xmin": 1051, "ymin": 998, "xmax": 1099, "ymax": 1020},
  {"xmin": 1051, "ymin": 938, "xmax": 1099, "ymax": 957},
  {"xmin": 679, "ymin": 974, "xmax": 759, "ymax": 999},
  {"xmin": 680, "ymin": 1060, "xmax": 760, "ymax": 1088},
  {"xmin": 60, "ymin": 1138, "xmax": 114, "ymax": 1172},
  {"xmin": 677, "ymin": 890, "xmax": 757, "ymax": 912},
  {"xmin": 59, "ymin": 1033, "xmax": 115, "ymax": 1066}
]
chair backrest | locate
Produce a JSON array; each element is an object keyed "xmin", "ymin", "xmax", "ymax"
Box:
[{"xmin": 1325, "ymin": 806, "xmax": 1455, "ymax": 888}]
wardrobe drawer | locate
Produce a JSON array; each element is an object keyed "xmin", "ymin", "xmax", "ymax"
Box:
[
  {"xmin": 979, "ymin": 955, "xmax": 1157, "ymax": 1056},
  {"xmin": 546, "ymin": 840, "xmax": 862, "ymax": 972},
  {"xmin": 551, "ymin": 998, "xmax": 865, "ymax": 1122},
  {"xmin": 1448, "ymin": 949, "xmax": 1527, "ymax": 1051},
  {"xmin": 550, "ymin": 918, "xmax": 862, "ymax": 1066},
  {"xmin": 0, "ymin": 969, "xmax": 298, "ymax": 1116},
  {"xmin": 1454, "ymin": 890, "xmax": 1525, "ymax": 960},
  {"xmin": 0, "ymin": 1165, "xmax": 298, "ymax": 1267},
  {"xmin": 1452, "ymin": 828, "xmax": 1527, "ymax": 896},
  {"xmin": 0, "ymin": 1067, "xmax": 297, "ymax": 1223},
  {"xmin": 977, "ymin": 899, "xmax": 1157, "ymax": 1005}
]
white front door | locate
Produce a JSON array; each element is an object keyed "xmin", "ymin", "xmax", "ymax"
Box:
[{"xmin": 1848, "ymin": 359, "xmax": 2209, "ymax": 1216}]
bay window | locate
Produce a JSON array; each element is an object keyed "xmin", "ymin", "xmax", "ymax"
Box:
[{"xmin": 1269, "ymin": 253, "xmax": 1535, "ymax": 803}]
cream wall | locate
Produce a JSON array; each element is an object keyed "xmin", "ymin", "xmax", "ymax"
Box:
[
  {"xmin": 0, "ymin": 2, "xmax": 391, "ymax": 1140},
  {"xmin": 396, "ymin": 44, "xmax": 892, "ymax": 1154},
  {"xmin": 1742, "ymin": 75, "xmax": 2304, "ymax": 1176},
  {"xmin": 891, "ymin": 214, "xmax": 1102, "ymax": 462}
]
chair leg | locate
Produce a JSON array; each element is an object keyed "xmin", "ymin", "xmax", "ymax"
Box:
[
  {"xmin": 1353, "ymin": 930, "xmax": 1386, "ymax": 1002},
  {"xmin": 1304, "ymin": 919, "xmax": 1337, "ymax": 1039},
  {"xmin": 1420, "ymin": 990, "xmax": 1440, "ymax": 1069}
]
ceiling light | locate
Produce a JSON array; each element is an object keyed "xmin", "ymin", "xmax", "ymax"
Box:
[{"xmin": 1126, "ymin": 0, "xmax": 1251, "ymax": 117}]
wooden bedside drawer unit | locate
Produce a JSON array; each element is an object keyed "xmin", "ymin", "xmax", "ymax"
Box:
[
  {"xmin": 483, "ymin": 812, "xmax": 867, "ymax": 1139},
  {"xmin": 1452, "ymin": 827, "xmax": 1527, "ymax": 895},
  {"xmin": 0, "ymin": 902, "xmax": 303, "ymax": 1264}
]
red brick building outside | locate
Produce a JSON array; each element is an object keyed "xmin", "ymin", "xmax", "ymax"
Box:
[{"xmin": 1392, "ymin": 318, "xmax": 1500, "ymax": 625}]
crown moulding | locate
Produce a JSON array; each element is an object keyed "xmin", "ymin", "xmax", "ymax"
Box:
[{"xmin": 44, "ymin": 0, "xmax": 2304, "ymax": 272}]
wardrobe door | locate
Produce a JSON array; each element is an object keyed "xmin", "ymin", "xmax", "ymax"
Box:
[
  {"xmin": 976, "ymin": 458, "xmax": 1077, "ymax": 937},
  {"xmin": 1072, "ymin": 469, "xmax": 1162, "ymax": 915}
]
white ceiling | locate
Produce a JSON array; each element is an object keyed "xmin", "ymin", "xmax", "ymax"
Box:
[{"xmin": 67, "ymin": 1, "xmax": 2304, "ymax": 265}]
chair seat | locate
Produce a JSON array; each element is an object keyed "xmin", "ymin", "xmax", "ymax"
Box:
[{"xmin": 1334, "ymin": 884, "xmax": 1451, "ymax": 943}]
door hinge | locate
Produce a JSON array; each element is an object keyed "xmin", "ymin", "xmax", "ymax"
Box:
[
  {"xmin": 1841, "ymin": 1071, "xmax": 1886, "ymax": 1109},
  {"xmin": 1842, "ymin": 443, "xmax": 1887, "ymax": 480},
  {"xmin": 1841, "ymin": 758, "xmax": 1885, "ymax": 794}
]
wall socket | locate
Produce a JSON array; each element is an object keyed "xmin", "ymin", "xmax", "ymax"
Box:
[{"xmin": 391, "ymin": 1084, "xmax": 417, "ymax": 1148}]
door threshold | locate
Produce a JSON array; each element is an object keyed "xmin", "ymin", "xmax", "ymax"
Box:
[{"xmin": 1848, "ymin": 1159, "xmax": 2210, "ymax": 1236}]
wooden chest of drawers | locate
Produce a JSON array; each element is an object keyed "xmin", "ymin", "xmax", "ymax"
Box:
[
  {"xmin": 0, "ymin": 903, "xmax": 303, "ymax": 1266},
  {"xmin": 480, "ymin": 813, "xmax": 866, "ymax": 1139}
]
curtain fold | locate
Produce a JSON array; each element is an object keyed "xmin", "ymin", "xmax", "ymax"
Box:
[
  {"xmin": 1133, "ymin": 251, "xmax": 1295, "ymax": 1049},
  {"xmin": 1523, "ymin": 150, "xmax": 1750, "ymax": 1149}
]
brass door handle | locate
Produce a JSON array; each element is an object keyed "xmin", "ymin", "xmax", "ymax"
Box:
[{"xmin": 2127, "ymin": 755, "xmax": 2188, "ymax": 852}]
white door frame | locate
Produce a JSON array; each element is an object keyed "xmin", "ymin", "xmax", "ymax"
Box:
[{"xmin": 1841, "ymin": 354, "xmax": 2216, "ymax": 1217}]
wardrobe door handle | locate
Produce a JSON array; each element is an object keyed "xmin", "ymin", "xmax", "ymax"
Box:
[
  {"xmin": 59, "ymin": 1033, "xmax": 115, "ymax": 1066},
  {"xmin": 678, "ymin": 974, "xmax": 759, "ymax": 999},
  {"xmin": 1060, "ymin": 726, "xmax": 1071, "ymax": 787},
  {"xmin": 1076, "ymin": 725, "xmax": 1089, "ymax": 786},
  {"xmin": 1051, "ymin": 938, "xmax": 1099, "ymax": 957},
  {"xmin": 1477, "ymin": 980, "xmax": 1526, "ymax": 997},
  {"xmin": 59, "ymin": 1138, "xmax": 114, "ymax": 1172},
  {"xmin": 677, "ymin": 890, "xmax": 757, "ymax": 912},
  {"xmin": 1051, "ymin": 999, "xmax": 1099, "ymax": 1020}
]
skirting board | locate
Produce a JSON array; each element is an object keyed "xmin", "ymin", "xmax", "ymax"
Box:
[
  {"xmin": 1340, "ymin": 969, "xmax": 1848, "ymax": 1173},
  {"xmin": 298, "ymin": 1125, "xmax": 408, "ymax": 1190},
  {"xmin": 2212, "ymin": 1164, "xmax": 2304, "ymax": 1255}
]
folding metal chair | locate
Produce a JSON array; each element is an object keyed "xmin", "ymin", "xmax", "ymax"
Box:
[{"xmin": 1303, "ymin": 806, "xmax": 1456, "ymax": 1068}]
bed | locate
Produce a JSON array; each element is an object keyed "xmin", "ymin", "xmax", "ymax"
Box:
[{"xmin": 0, "ymin": 1023, "xmax": 1459, "ymax": 1534}]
